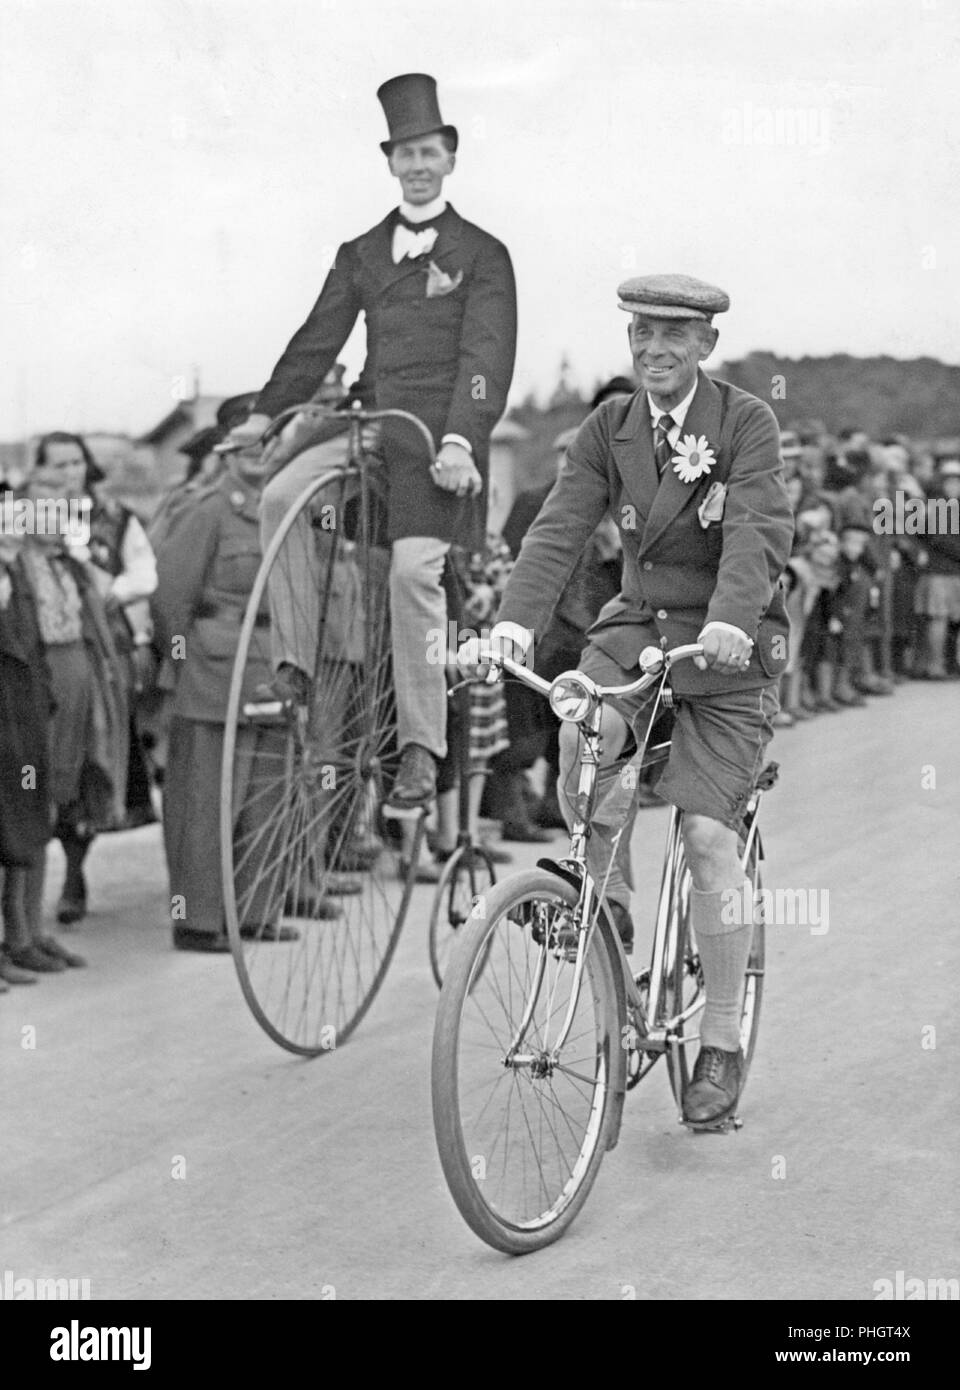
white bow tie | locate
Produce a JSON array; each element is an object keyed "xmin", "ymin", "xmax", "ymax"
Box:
[{"xmin": 392, "ymin": 224, "xmax": 439, "ymax": 264}]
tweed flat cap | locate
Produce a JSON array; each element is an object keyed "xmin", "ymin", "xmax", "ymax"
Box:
[{"xmin": 617, "ymin": 274, "xmax": 730, "ymax": 320}]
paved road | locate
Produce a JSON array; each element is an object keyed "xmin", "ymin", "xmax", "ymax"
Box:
[{"xmin": 2, "ymin": 683, "xmax": 958, "ymax": 1300}]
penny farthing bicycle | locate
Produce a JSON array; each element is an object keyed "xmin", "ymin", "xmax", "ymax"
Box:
[{"xmin": 219, "ymin": 402, "xmax": 434, "ymax": 1055}]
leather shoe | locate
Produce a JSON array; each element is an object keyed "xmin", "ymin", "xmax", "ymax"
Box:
[
  {"xmin": 683, "ymin": 1045, "xmax": 744, "ymax": 1126},
  {"xmin": 0, "ymin": 949, "xmax": 39, "ymax": 984},
  {"xmin": 833, "ymin": 689, "xmax": 867, "ymax": 707},
  {"xmin": 173, "ymin": 927, "xmax": 231, "ymax": 953},
  {"xmin": 57, "ymin": 885, "xmax": 87, "ymax": 925},
  {"xmin": 37, "ymin": 936, "xmax": 87, "ymax": 968},
  {"xmin": 388, "ymin": 744, "xmax": 437, "ymax": 810},
  {"xmin": 855, "ymin": 675, "xmax": 894, "ymax": 696},
  {"xmin": 5, "ymin": 944, "xmax": 67, "ymax": 973}
]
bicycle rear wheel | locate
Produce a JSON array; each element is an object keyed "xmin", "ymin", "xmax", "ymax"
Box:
[
  {"xmin": 427, "ymin": 844, "xmax": 496, "ymax": 989},
  {"xmin": 221, "ymin": 467, "xmax": 424, "ymax": 1055},
  {"xmin": 432, "ymin": 870, "xmax": 620, "ymax": 1254},
  {"xmin": 663, "ymin": 836, "xmax": 764, "ymax": 1106}
]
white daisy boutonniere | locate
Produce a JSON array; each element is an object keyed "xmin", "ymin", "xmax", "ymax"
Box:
[{"xmin": 672, "ymin": 434, "xmax": 717, "ymax": 485}]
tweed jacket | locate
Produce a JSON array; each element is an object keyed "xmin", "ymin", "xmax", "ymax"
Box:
[{"xmin": 497, "ymin": 372, "xmax": 795, "ymax": 696}]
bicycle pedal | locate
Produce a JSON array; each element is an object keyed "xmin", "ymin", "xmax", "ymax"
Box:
[{"xmin": 681, "ymin": 1113, "xmax": 743, "ymax": 1135}]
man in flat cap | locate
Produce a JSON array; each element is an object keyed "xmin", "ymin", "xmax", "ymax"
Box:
[
  {"xmin": 226, "ymin": 73, "xmax": 517, "ymax": 810},
  {"xmin": 468, "ymin": 274, "xmax": 793, "ymax": 1128}
]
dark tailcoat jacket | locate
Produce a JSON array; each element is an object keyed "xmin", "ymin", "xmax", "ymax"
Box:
[
  {"xmin": 255, "ymin": 204, "xmax": 517, "ymax": 547},
  {"xmin": 497, "ymin": 372, "xmax": 795, "ymax": 697}
]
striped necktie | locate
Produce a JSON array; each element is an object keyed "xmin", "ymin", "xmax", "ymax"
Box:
[{"xmin": 654, "ymin": 414, "xmax": 676, "ymax": 477}]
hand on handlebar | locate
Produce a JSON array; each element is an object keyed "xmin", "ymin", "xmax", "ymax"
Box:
[
  {"xmin": 693, "ymin": 625, "xmax": 753, "ymax": 674},
  {"xmin": 431, "ymin": 441, "xmax": 483, "ymax": 499},
  {"xmin": 457, "ymin": 626, "xmax": 530, "ymax": 679}
]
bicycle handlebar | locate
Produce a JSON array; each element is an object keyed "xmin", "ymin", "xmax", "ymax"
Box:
[
  {"xmin": 220, "ymin": 401, "xmax": 437, "ymax": 467},
  {"xmin": 472, "ymin": 641, "xmax": 706, "ymax": 702}
]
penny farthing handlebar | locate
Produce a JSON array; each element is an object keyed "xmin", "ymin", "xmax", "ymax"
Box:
[{"xmin": 256, "ymin": 401, "xmax": 437, "ymax": 470}]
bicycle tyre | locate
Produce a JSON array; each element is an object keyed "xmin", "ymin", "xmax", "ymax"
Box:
[
  {"xmin": 427, "ymin": 844, "xmax": 497, "ymax": 990},
  {"xmin": 220, "ymin": 467, "xmax": 423, "ymax": 1055},
  {"xmin": 432, "ymin": 869, "xmax": 620, "ymax": 1254}
]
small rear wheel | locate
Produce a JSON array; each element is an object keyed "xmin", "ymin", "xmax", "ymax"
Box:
[{"xmin": 427, "ymin": 844, "xmax": 496, "ymax": 989}]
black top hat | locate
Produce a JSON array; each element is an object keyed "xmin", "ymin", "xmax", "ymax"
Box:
[{"xmin": 377, "ymin": 73, "xmax": 458, "ymax": 154}]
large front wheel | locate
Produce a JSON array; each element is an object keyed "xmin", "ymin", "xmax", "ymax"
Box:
[
  {"xmin": 432, "ymin": 870, "xmax": 620, "ymax": 1254},
  {"xmin": 220, "ymin": 467, "xmax": 424, "ymax": 1055}
]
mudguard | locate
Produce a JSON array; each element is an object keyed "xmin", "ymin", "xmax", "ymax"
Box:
[{"xmin": 536, "ymin": 857, "xmax": 628, "ymax": 1151}]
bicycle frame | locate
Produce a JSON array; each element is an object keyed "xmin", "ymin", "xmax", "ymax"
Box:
[{"xmin": 476, "ymin": 643, "xmax": 769, "ymax": 1076}]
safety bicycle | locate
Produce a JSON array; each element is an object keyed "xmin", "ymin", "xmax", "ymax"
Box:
[{"xmin": 431, "ymin": 641, "xmax": 778, "ymax": 1253}]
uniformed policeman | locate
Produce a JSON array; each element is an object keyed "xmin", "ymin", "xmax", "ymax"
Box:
[{"xmin": 152, "ymin": 431, "xmax": 290, "ymax": 951}]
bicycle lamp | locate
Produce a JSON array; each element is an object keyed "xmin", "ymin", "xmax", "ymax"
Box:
[{"xmin": 548, "ymin": 672, "xmax": 599, "ymax": 723}]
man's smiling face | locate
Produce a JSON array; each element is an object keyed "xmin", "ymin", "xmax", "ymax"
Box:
[
  {"xmin": 387, "ymin": 133, "xmax": 455, "ymax": 205},
  {"xmin": 628, "ymin": 314, "xmax": 717, "ymax": 408}
]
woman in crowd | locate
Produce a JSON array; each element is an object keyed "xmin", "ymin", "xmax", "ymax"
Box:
[
  {"xmin": 52, "ymin": 440, "xmax": 160, "ymax": 926},
  {"xmin": 1, "ymin": 436, "xmax": 127, "ymax": 971}
]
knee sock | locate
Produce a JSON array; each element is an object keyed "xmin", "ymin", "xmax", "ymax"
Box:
[{"xmin": 691, "ymin": 883, "xmax": 755, "ymax": 1053}]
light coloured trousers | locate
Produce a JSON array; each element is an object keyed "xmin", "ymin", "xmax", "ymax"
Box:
[{"xmin": 259, "ymin": 447, "xmax": 450, "ymax": 760}]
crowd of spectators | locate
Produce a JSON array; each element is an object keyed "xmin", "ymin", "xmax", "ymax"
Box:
[
  {"xmin": 778, "ymin": 427, "xmax": 960, "ymax": 727},
  {"xmin": 1, "ymin": 398, "xmax": 957, "ymax": 977}
]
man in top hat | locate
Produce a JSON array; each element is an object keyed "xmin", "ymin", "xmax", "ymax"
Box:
[
  {"xmin": 226, "ymin": 73, "xmax": 517, "ymax": 809},
  {"xmin": 464, "ymin": 274, "xmax": 794, "ymax": 1128}
]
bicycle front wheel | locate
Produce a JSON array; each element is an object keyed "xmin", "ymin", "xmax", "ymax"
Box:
[
  {"xmin": 221, "ymin": 467, "xmax": 424, "ymax": 1055},
  {"xmin": 432, "ymin": 870, "xmax": 620, "ymax": 1254}
]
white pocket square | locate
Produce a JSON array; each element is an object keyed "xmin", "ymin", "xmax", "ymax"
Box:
[
  {"xmin": 425, "ymin": 260, "xmax": 464, "ymax": 298},
  {"xmin": 698, "ymin": 480, "xmax": 727, "ymax": 528}
]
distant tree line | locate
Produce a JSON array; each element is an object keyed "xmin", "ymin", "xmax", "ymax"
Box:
[
  {"xmin": 505, "ymin": 352, "xmax": 960, "ymax": 493},
  {"xmin": 716, "ymin": 352, "xmax": 960, "ymax": 439}
]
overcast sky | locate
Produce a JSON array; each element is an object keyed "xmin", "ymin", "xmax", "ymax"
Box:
[{"xmin": 2, "ymin": 0, "xmax": 958, "ymax": 437}]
